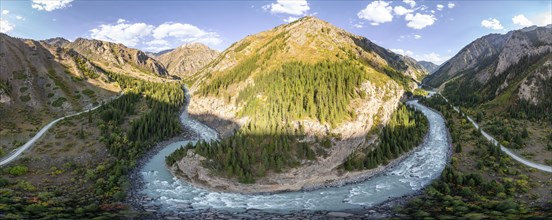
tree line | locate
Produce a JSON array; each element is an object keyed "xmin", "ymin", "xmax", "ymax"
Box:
[{"xmin": 343, "ymin": 104, "xmax": 428, "ymax": 171}]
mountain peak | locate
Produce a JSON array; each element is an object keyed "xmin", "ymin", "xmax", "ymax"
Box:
[{"xmin": 180, "ymin": 42, "xmax": 210, "ymax": 49}]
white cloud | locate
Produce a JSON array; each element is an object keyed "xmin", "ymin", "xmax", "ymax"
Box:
[
  {"xmin": 391, "ymin": 48, "xmax": 414, "ymax": 57},
  {"xmin": 533, "ymin": 12, "xmax": 552, "ymax": 26},
  {"xmin": 353, "ymin": 23, "xmax": 363, "ymax": 28},
  {"xmin": 89, "ymin": 20, "xmax": 222, "ymax": 52},
  {"xmin": 32, "ymin": 0, "xmax": 74, "ymax": 11},
  {"xmin": 436, "ymin": 4, "xmax": 444, "ymax": 11},
  {"xmin": 414, "ymin": 52, "xmax": 450, "ymax": 64},
  {"xmin": 405, "ymin": 13, "xmax": 436, "ymax": 29},
  {"xmin": 15, "ymin": 16, "xmax": 25, "ymax": 20},
  {"xmin": 153, "ymin": 23, "xmax": 217, "ymax": 41},
  {"xmin": 90, "ymin": 21, "xmax": 154, "ymax": 47},
  {"xmin": 1, "ymin": 19, "xmax": 14, "ymax": 33},
  {"xmin": 414, "ymin": 34, "xmax": 421, "ymax": 39},
  {"xmin": 358, "ymin": 1, "xmax": 394, "ymax": 26},
  {"xmin": 266, "ymin": 0, "xmax": 310, "ymax": 16},
  {"xmin": 394, "ymin": 6, "xmax": 412, "ymax": 16},
  {"xmin": 2, "ymin": 10, "xmax": 9, "ymax": 15},
  {"xmin": 481, "ymin": 18, "xmax": 503, "ymax": 30},
  {"xmin": 512, "ymin": 14, "xmax": 533, "ymax": 27},
  {"xmin": 447, "ymin": 2, "xmax": 455, "ymax": 9},
  {"xmin": 284, "ymin": 16, "xmax": 299, "ymax": 23},
  {"xmin": 146, "ymin": 39, "xmax": 169, "ymax": 46},
  {"xmin": 403, "ymin": 0, "xmax": 416, "ymax": 8}
]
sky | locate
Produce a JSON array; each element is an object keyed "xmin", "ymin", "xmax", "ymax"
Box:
[{"xmin": 1, "ymin": 0, "xmax": 551, "ymax": 64}]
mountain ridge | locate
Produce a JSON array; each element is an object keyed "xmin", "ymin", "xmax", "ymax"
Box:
[{"xmin": 157, "ymin": 42, "xmax": 219, "ymax": 78}]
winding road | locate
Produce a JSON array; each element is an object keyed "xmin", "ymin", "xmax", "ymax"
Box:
[
  {"xmin": 0, "ymin": 94, "xmax": 121, "ymax": 167},
  {"xmin": 437, "ymin": 93, "xmax": 552, "ymax": 173}
]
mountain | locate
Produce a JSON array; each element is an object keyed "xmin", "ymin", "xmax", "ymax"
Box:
[
  {"xmin": 146, "ymin": 49, "xmax": 174, "ymax": 58},
  {"xmin": 157, "ymin": 43, "xmax": 219, "ymax": 77},
  {"xmin": 66, "ymin": 38, "xmax": 170, "ymax": 77},
  {"xmin": 0, "ymin": 34, "xmax": 120, "ymax": 150},
  {"xmin": 424, "ymin": 25, "xmax": 552, "ymax": 118},
  {"xmin": 43, "ymin": 37, "xmax": 70, "ymax": 48},
  {"xmin": 418, "ymin": 61, "xmax": 439, "ymax": 74},
  {"xmin": 172, "ymin": 16, "xmax": 427, "ymax": 192}
]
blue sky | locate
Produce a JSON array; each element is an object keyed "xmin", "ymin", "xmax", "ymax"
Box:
[{"xmin": 1, "ymin": 0, "xmax": 550, "ymax": 64}]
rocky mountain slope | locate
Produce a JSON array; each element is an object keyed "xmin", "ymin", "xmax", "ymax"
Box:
[
  {"xmin": 0, "ymin": 34, "xmax": 121, "ymax": 154},
  {"xmin": 157, "ymin": 43, "xmax": 219, "ymax": 78},
  {"xmin": 418, "ymin": 61, "xmax": 439, "ymax": 74},
  {"xmin": 424, "ymin": 25, "xmax": 552, "ymax": 115},
  {"xmin": 173, "ymin": 16, "xmax": 427, "ymax": 192},
  {"xmin": 0, "ymin": 34, "xmax": 178, "ymax": 157},
  {"xmin": 66, "ymin": 38, "xmax": 170, "ymax": 77}
]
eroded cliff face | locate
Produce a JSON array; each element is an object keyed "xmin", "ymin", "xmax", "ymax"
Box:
[{"xmin": 517, "ymin": 60, "xmax": 552, "ymax": 105}]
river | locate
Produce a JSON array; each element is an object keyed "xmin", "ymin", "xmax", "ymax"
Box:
[{"xmin": 138, "ymin": 99, "xmax": 451, "ymax": 213}]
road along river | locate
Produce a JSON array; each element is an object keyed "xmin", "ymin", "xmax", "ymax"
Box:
[{"xmin": 138, "ymin": 99, "xmax": 452, "ymax": 213}]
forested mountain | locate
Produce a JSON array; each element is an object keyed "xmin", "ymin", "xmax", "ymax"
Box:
[
  {"xmin": 171, "ymin": 16, "xmax": 428, "ymax": 191},
  {"xmin": 418, "ymin": 61, "xmax": 439, "ymax": 74},
  {"xmin": 424, "ymin": 25, "xmax": 552, "ymax": 120},
  {"xmin": 157, "ymin": 43, "xmax": 219, "ymax": 78}
]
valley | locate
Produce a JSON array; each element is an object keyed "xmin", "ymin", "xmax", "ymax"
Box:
[{"xmin": 1, "ymin": 2, "xmax": 551, "ymax": 218}]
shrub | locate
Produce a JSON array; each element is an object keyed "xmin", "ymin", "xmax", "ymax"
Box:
[{"xmin": 9, "ymin": 165, "xmax": 28, "ymax": 176}]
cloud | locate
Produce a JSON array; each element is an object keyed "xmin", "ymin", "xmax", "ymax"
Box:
[
  {"xmin": 2, "ymin": 10, "xmax": 9, "ymax": 15},
  {"xmin": 152, "ymin": 23, "xmax": 218, "ymax": 42},
  {"xmin": 266, "ymin": 0, "xmax": 310, "ymax": 16},
  {"xmin": 284, "ymin": 16, "xmax": 299, "ymax": 23},
  {"xmin": 358, "ymin": 1, "xmax": 394, "ymax": 26},
  {"xmin": 436, "ymin": 4, "xmax": 444, "ymax": 11},
  {"xmin": 146, "ymin": 39, "xmax": 169, "ymax": 46},
  {"xmin": 15, "ymin": 16, "xmax": 25, "ymax": 20},
  {"xmin": 447, "ymin": 2, "xmax": 455, "ymax": 8},
  {"xmin": 403, "ymin": 0, "xmax": 416, "ymax": 8},
  {"xmin": 414, "ymin": 34, "xmax": 421, "ymax": 39},
  {"xmin": 0, "ymin": 19, "xmax": 14, "ymax": 33},
  {"xmin": 405, "ymin": 13, "xmax": 436, "ymax": 29},
  {"xmin": 533, "ymin": 12, "xmax": 552, "ymax": 26},
  {"xmin": 415, "ymin": 52, "xmax": 450, "ymax": 64},
  {"xmin": 394, "ymin": 6, "xmax": 413, "ymax": 16},
  {"xmin": 89, "ymin": 19, "xmax": 222, "ymax": 52},
  {"xmin": 481, "ymin": 18, "xmax": 503, "ymax": 30},
  {"xmin": 512, "ymin": 14, "xmax": 533, "ymax": 27},
  {"xmin": 353, "ymin": 23, "xmax": 363, "ymax": 28},
  {"xmin": 390, "ymin": 48, "xmax": 414, "ymax": 57},
  {"xmin": 90, "ymin": 21, "xmax": 154, "ymax": 47},
  {"xmin": 32, "ymin": 0, "xmax": 74, "ymax": 11}
]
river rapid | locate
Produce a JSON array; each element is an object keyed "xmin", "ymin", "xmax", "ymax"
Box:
[{"xmin": 138, "ymin": 100, "xmax": 451, "ymax": 213}]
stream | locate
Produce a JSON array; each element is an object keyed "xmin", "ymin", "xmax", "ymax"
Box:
[{"xmin": 138, "ymin": 99, "xmax": 451, "ymax": 213}]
